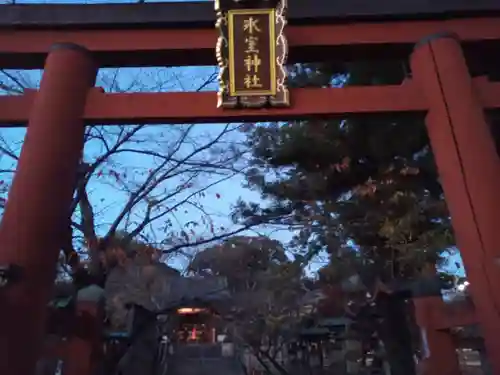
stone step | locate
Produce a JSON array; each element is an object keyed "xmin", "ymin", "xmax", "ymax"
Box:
[
  {"xmin": 173, "ymin": 343, "xmax": 222, "ymax": 358},
  {"xmin": 170, "ymin": 357, "xmax": 242, "ymax": 375}
]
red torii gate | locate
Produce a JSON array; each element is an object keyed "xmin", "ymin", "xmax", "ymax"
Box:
[
  {"xmin": 414, "ymin": 295, "xmax": 478, "ymax": 374},
  {"xmin": 1, "ymin": 1, "xmax": 500, "ymax": 375}
]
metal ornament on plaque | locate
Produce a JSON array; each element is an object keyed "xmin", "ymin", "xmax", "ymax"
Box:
[{"xmin": 215, "ymin": 0, "xmax": 289, "ymax": 108}]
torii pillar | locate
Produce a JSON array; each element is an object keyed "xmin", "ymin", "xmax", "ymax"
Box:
[
  {"xmin": 411, "ymin": 33, "xmax": 500, "ymax": 373},
  {"xmin": 0, "ymin": 43, "xmax": 96, "ymax": 375}
]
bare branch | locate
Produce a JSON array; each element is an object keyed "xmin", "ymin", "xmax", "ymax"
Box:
[{"xmin": 0, "ymin": 70, "xmax": 26, "ymax": 93}]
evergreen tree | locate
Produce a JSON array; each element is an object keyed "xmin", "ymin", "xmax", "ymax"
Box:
[{"xmin": 234, "ymin": 60, "xmax": 456, "ymax": 374}]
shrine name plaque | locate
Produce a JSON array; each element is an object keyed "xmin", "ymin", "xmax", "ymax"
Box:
[
  {"xmin": 228, "ymin": 9, "xmax": 276, "ymax": 97},
  {"xmin": 215, "ymin": 0, "xmax": 289, "ymax": 109}
]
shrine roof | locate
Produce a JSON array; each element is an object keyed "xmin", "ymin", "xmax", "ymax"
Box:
[
  {"xmin": 1, "ymin": 0, "xmax": 499, "ymax": 30},
  {"xmin": 166, "ymin": 276, "xmax": 230, "ymax": 307}
]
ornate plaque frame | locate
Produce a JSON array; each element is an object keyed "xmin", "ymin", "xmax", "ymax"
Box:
[{"xmin": 215, "ymin": 0, "xmax": 289, "ymax": 109}]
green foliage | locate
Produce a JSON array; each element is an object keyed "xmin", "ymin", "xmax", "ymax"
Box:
[
  {"xmin": 235, "ymin": 60, "xmax": 459, "ymax": 375},
  {"xmin": 236, "ymin": 61, "xmax": 455, "ymax": 285}
]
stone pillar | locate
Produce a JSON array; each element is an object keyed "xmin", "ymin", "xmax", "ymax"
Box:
[
  {"xmin": 411, "ymin": 33, "xmax": 500, "ymax": 373},
  {"xmin": 0, "ymin": 43, "xmax": 96, "ymax": 375}
]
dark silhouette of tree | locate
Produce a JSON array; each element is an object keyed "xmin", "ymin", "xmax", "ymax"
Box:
[
  {"xmin": 190, "ymin": 236, "xmax": 307, "ymax": 374},
  {"xmin": 0, "ymin": 67, "xmax": 260, "ymax": 375},
  {"xmin": 0, "ymin": 68, "xmax": 259, "ymax": 284},
  {"xmin": 233, "ymin": 61, "xmax": 457, "ymax": 375}
]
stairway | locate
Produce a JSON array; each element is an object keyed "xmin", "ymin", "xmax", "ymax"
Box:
[{"xmin": 168, "ymin": 343, "xmax": 243, "ymax": 375}]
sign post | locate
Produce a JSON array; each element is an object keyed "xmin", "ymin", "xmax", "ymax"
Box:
[{"xmin": 215, "ymin": 0, "xmax": 289, "ymax": 108}]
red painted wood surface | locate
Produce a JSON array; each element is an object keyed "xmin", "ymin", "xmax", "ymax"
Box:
[
  {"xmin": 0, "ymin": 9, "xmax": 499, "ymax": 375},
  {"xmin": 0, "ymin": 17, "xmax": 499, "ymax": 68},
  {"xmin": 411, "ymin": 34, "xmax": 500, "ymax": 374},
  {"xmin": 415, "ymin": 297, "xmax": 477, "ymax": 330},
  {"xmin": 0, "ymin": 44, "xmax": 97, "ymax": 375},
  {"xmin": 1, "ymin": 79, "xmax": 500, "ymax": 126},
  {"xmin": 0, "ymin": 84, "xmax": 427, "ymax": 125}
]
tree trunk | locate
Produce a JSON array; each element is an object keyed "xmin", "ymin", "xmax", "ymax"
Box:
[{"xmin": 375, "ymin": 294, "xmax": 416, "ymax": 375}]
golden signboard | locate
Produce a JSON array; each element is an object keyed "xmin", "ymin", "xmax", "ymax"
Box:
[
  {"xmin": 215, "ymin": 0, "xmax": 289, "ymax": 108},
  {"xmin": 228, "ymin": 9, "xmax": 276, "ymax": 97}
]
